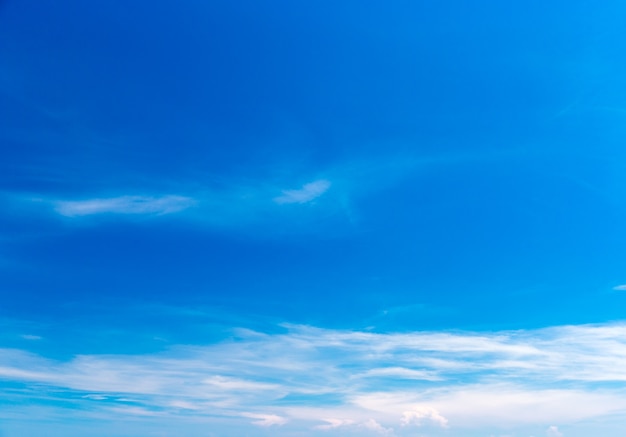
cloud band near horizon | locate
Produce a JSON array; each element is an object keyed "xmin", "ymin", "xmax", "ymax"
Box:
[{"xmin": 2, "ymin": 321, "xmax": 626, "ymax": 435}]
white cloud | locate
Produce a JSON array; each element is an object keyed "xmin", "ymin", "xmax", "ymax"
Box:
[
  {"xmin": 37, "ymin": 178, "xmax": 334, "ymax": 230},
  {"xmin": 546, "ymin": 425, "xmax": 563, "ymax": 437},
  {"xmin": 401, "ymin": 406, "xmax": 448, "ymax": 428},
  {"xmin": 11, "ymin": 149, "xmax": 534, "ymax": 234},
  {"xmin": 362, "ymin": 419, "xmax": 394, "ymax": 436},
  {"xmin": 3, "ymin": 322, "xmax": 626, "ymax": 434},
  {"xmin": 314, "ymin": 418, "xmax": 355, "ymax": 430},
  {"xmin": 242, "ymin": 413, "xmax": 287, "ymax": 427},
  {"xmin": 361, "ymin": 367, "xmax": 441, "ymax": 381},
  {"xmin": 414, "ymin": 386, "xmax": 619, "ymax": 428},
  {"xmin": 613, "ymin": 285, "xmax": 626, "ymax": 291},
  {"xmin": 202, "ymin": 375, "xmax": 279, "ymax": 392},
  {"xmin": 82, "ymin": 394, "xmax": 107, "ymax": 400},
  {"xmin": 106, "ymin": 406, "xmax": 161, "ymax": 417},
  {"xmin": 273, "ymin": 179, "xmax": 331, "ymax": 204},
  {"xmin": 168, "ymin": 400, "xmax": 201, "ymax": 410},
  {"xmin": 54, "ymin": 195, "xmax": 195, "ymax": 217}
]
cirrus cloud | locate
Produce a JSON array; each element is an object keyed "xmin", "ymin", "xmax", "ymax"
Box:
[
  {"xmin": 2, "ymin": 321, "xmax": 626, "ymax": 435},
  {"xmin": 54, "ymin": 195, "xmax": 195, "ymax": 217},
  {"xmin": 273, "ymin": 179, "xmax": 331, "ymax": 204}
]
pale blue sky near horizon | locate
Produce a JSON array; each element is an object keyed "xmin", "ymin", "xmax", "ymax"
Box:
[{"xmin": 2, "ymin": 1, "xmax": 626, "ymax": 436}]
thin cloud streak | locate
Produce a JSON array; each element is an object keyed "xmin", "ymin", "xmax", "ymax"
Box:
[
  {"xmin": 273, "ymin": 179, "xmax": 331, "ymax": 204},
  {"xmin": 314, "ymin": 418, "xmax": 356, "ymax": 430},
  {"xmin": 241, "ymin": 412, "xmax": 288, "ymax": 427},
  {"xmin": 13, "ymin": 149, "xmax": 523, "ymax": 231},
  {"xmin": 28, "ymin": 178, "xmax": 335, "ymax": 229},
  {"xmin": 54, "ymin": 195, "xmax": 195, "ymax": 217}
]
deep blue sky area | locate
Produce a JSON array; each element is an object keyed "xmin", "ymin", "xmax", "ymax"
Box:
[{"xmin": 2, "ymin": 1, "xmax": 626, "ymax": 436}]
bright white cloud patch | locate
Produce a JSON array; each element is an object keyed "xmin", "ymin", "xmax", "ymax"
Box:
[
  {"xmin": 401, "ymin": 406, "xmax": 448, "ymax": 428},
  {"xmin": 3, "ymin": 322, "xmax": 626, "ymax": 435},
  {"xmin": 273, "ymin": 179, "xmax": 331, "ymax": 204},
  {"xmin": 54, "ymin": 195, "xmax": 195, "ymax": 217},
  {"xmin": 613, "ymin": 284, "xmax": 626, "ymax": 291},
  {"xmin": 546, "ymin": 425, "xmax": 563, "ymax": 436}
]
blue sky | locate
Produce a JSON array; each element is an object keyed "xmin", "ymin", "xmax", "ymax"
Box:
[{"xmin": 2, "ymin": 0, "xmax": 626, "ymax": 436}]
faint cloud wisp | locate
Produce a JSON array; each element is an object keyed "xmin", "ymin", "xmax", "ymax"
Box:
[
  {"xmin": 54, "ymin": 195, "xmax": 195, "ymax": 217},
  {"xmin": 273, "ymin": 179, "xmax": 331, "ymax": 204},
  {"xmin": 242, "ymin": 412, "xmax": 288, "ymax": 427}
]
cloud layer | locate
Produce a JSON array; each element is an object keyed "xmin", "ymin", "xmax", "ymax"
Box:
[{"xmin": 2, "ymin": 322, "xmax": 626, "ymax": 435}]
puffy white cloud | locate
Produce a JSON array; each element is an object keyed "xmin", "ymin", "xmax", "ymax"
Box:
[{"xmin": 401, "ymin": 406, "xmax": 448, "ymax": 428}]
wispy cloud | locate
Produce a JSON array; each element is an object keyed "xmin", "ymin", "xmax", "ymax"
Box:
[
  {"xmin": 42, "ymin": 179, "xmax": 336, "ymax": 229},
  {"xmin": 362, "ymin": 418, "xmax": 394, "ymax": 436},
  {"xmin": 12, "ymin": 148, "xmax": 522, "ymax": 232},
  {"xmin": 273, "ymin": 179, "xmax": 331, "ymax": 204},
  {"xmin": 3, "ymin": 322, "xmax": 626, "ymax": 434},
  {"xmin": 360, "ymin": 367, "xmax": 442, "ymax": 381},
  {"xmin": 241, "ymin": 412, "xmax": 288, "ymax": 427},
  {"xmin": 613, "ymin": 284, "xmax": 626, "ymax": 291},
  {"xmin": 54, "ymin": 195, "xmax": 195, "ymax": 217},
  {"xmin": 314, "ymin": 418, "xmax": 355, "ymax": 430}
]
